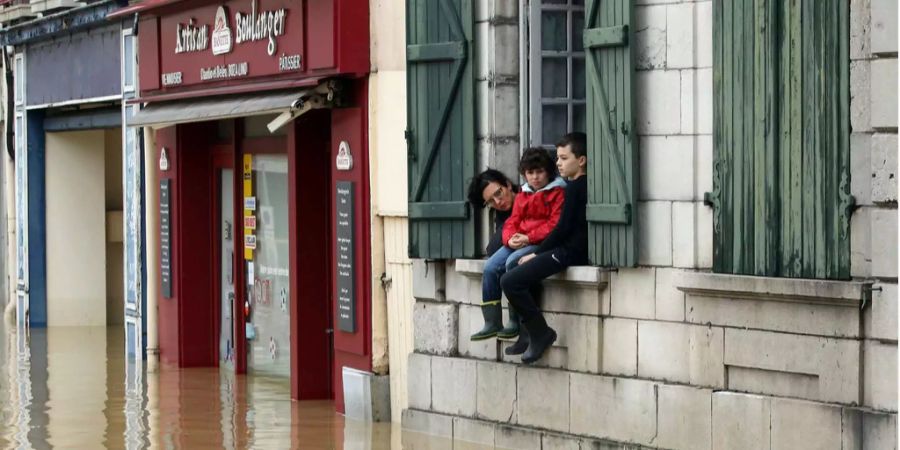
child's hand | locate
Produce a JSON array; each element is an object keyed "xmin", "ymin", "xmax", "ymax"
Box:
[{"xmin": 508, "ymin": 234, "xmax": 528, "ymax": 249}]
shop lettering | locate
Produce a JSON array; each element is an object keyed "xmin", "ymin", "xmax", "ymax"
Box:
[
  {"xmin": 234, "ymin": 0, "xmax": 287, "ymax": 56},
  {"xmin": 162, "ymin": 71, "xmax": 183, "ymax": 86},
  {"xmin": 200, "ymin": 62, "xmax": 250, "ymax": 81},
  {"xmin": 278, "ymin": 53, "xmax": 301, "ymax": 71},
  {"xmin": 175, "ymin": 19, "xmax": 209, "ymax": 53}
]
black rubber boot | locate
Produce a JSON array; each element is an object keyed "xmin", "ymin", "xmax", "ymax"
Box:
[
  {"xmin": 470, "ymin": 302, "xmax": 503, "ymax": 341},
  {"xmin": 497, "ymin": 306, "xmax": 520, "ymax": 339},
  {"xmin": 504, "ymin": 319, "xmax": 529, "ymax": 355},
  {"xmin": 521, "ymin": 315, "xmax": 557, "ymax": 364}
]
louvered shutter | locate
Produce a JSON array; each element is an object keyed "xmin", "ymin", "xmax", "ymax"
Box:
[
  {"xmin": 406, "ymin": 0, "xmax": 477, "ymax": 259},
  {"xmin": 584, "ymin": 0, "xmax": 639, "ymax": 267}
]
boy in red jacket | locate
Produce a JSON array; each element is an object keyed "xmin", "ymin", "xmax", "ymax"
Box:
[{"xmin": 471, "ymin": 148, "xmax": 566, "ymax": 341}]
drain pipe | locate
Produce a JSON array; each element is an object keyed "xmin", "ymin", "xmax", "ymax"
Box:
[{"xmin": 143, "ymin": 127, "xmax": 160, "ymax": 371}]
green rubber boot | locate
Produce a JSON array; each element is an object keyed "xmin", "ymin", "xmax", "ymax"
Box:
[
  {"xmin": 497, "ymin": 306, "xmax": 520, "ymax": 339},
  {"xmin": 470, "ymin": 302, "xmax": 503, "ymax": 341}
]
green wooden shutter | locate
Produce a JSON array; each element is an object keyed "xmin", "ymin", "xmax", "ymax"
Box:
[
  {"xmin": 406, "ymin": 0, "xmax": 477, "ymax": 259},
  {"xmin": 708, "ymin": 0, "xmax": 851, "ymax": 279},
  {"xmin": 583, "ymin": 0, "xmax": 639, "ymax": 267}
]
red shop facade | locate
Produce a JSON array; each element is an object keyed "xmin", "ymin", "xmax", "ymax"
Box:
[{"xmin": 121, "ymin": 0, "xmax": 370, "ymax": 410}]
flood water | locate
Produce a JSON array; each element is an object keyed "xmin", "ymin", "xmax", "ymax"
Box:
[{"xmin": 0, "ymin": 319, "xmax": 436, "ymax": 449}]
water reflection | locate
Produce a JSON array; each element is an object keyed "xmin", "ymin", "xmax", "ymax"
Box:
[{"xmin": 0, "ymin": 321, "xmax": 428, "ymax": 449}]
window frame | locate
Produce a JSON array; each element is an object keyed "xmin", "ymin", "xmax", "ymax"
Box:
[{"xmin": 525, "ymin": 0, "xmax": 586, "ymax": 149}]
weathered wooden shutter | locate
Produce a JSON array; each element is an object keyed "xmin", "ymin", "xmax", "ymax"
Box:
[
  {"xmin": 707, "ymin": 0, "xmax": 851, "ymax": 279},
  {"xmin": 406, "ymin": 0, "xmax": 477, "ymax": 259},
  {"xmin": 583, "ymin": 0, "xmax": 639, "ymax": 267}
]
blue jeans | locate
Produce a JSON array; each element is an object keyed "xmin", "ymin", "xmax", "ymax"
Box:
[{"xmin": 482, "ymin": 245, "xmax": 538, "ymax": 303}]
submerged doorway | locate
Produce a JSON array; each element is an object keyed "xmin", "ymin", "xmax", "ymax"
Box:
[{"xmin": 44, "ymin": 128, "xmax": 124, "ymax": 327}]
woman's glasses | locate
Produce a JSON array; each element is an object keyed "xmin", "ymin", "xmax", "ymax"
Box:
[{"xmin": 484, "ymin": 185, "xmax": 505, "ymax": 208}]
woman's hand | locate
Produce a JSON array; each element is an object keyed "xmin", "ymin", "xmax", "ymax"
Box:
[{"xmin": 518, "ymin": 253, "xmax": 537, "ymax": 265}]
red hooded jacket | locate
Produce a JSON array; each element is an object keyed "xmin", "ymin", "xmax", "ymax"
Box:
[{"xmin": 502, "ymin": 177, "xmax": 567, "ymax": 246}]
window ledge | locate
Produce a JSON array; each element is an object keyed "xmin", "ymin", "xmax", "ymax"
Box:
[
  {"xmin": 455, "ymin": 259, "xmax": 610, "ymax": 289},
  {"xmin": 675, "ymin": 272, "xmax": 872, "ymax": 308}
]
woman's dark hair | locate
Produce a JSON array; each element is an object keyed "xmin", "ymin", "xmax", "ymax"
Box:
[
  {"xmin": 467, "ymin": 168, "xmax": 516, "ymax": 208},
  {"xmin": 556, "ymin": 132, "xmax": 587, "ymax": 158},
  {"xmin": 518, "ymin": 147, "xmax": 558, "ymax": 179}
]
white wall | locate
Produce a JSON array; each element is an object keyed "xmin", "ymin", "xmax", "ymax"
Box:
[
  {"xmin": 105, "ymin": 129, "xmax": 124, "ymax": 326},
  {"xmin": 45, "ymin": 129, "xmax": 106, "ymax": 326}
]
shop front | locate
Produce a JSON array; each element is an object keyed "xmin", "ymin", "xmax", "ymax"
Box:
[{"xmin": 121, "ymin": 0, "xmax": 370, "ymax": 410}]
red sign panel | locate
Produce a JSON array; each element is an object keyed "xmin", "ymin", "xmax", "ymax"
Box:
[{"xmin": 156, "ymin": 0, "xmax": 304, "ymax": 90}]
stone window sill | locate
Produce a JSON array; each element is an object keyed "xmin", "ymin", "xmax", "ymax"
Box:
[
  {"xmin": 455, "ymin": 259, "xmax": 610, "ymax": 289},
  {"xmin": 675, "ymin": 271, "xmax": 872, "ymax": 307}
]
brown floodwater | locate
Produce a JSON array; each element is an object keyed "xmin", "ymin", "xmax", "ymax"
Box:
[{"xmin": 0, "ymin": 321, "xmax": 446, "ymax": 449}]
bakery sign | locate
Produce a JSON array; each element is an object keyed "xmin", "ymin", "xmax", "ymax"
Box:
[{"xmin": 158, "ymin": 0, "xmax": 303, "ymax": 88}]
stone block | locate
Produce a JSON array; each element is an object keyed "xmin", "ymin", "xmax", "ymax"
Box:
[
  {"xmin": 407, "ymin": 353, "xmax": 432, "ymax": 410},
  {"xmin": 866, "ymin": 283, "xmax": 898, "ymax": 341},
  {"xmin": 870, "ymin": 59, "xmax": 898, "ymax": 129},
  {"xmin": 770, "ymin": 398, "xmax": 842, "ymax": 450},
  {"xmin": 871, "ymin": 133, "xmax": 898, "ymax": 203},
  {"xmin": 413, "ymin": 260, "xmax": 445, "ymax": 301},
  {"xmin": 864, "ymin": 340, "xmax": 898, "ymax": 412},
  {"xmin": 672, "ymin": 202, "xmax": 697, "ymax": 268},
  {"xmin": 637, "ymin": 201, "xmax": 673, "ymax": 266},
  {"xmin": 686, "ymin": 293, "xmax": 861, "ymax": 338},
  {"xmin": 696, "ymin": 204, "xmax": 713, "ymax": 269},
  {"xmin": 635, "ymin": 6, "xmax": 667, "ymax": 70},
  {"xmin": 724, "ymin": 329, "xmax": 861, "ymax": 404},
  {"xmin": 871, "ymin": 208, "xmax": 898, "ymax": 278},
  {"xmin": 445, "ymin": 265, "xmax": 469, "ymax": 303},
  {"xmin": 863, "ymin": 410, "xmax": 898, "ymax": 449},
  {"xmin": 871, "ymin": 0, "xmax": 898, "ymax": 54},
  {"xmin": 851, "ymin": 133, "xmax": 873, "ymax": 205},
  {"xmin": 413, "ymin": 302, "xmax": 458, "ymax": 356},
  {"xmin": 457, "ymin": 304, "xmax": 498, "ymax": 360},
  {"xmin": 666, "ymin": 3, "xmax": 694, "ymax": 69},
  {"xmin": 657, "ymin": 385, "xmax": 712, "ymax": 450},
  {"xmin": 711, "ymin": 392, "xmax": 771, "ymax": 450},
  {"xmin": 851, "ymin": 61, "xmax": 871, "ymax": 132},
  {"xmin": 492, "ymin": 84, "xmax": 520, "ymax": 138},
  {"xmin": 655, "ymin": 267, "xmax": 685, "ymax": 321},
  {"xmin": 569, "ymin": 373, "xmax": 657, "ymax": 445},
  {"xmin": 475, "ymin": 21, "xmax": 490, "ymax": 80},
  {"xmin": 696, "ymin": 1, "xmax": 713, "ymax": 68},
  {"xmin": 851, "ymin": 207, "xmax": 872, "ymax": 278},
  {"xmin": 636, "ymin": 70, "xmax": 681, "ymax": 135},
  {"xmin": 681, "ymin": 69, "xmax": 696, "ymax": 134},
  {"xmin": 516, "ymin": 367, "xmax": 569, "ymax": 432},
  {"xmin": 494, "ymin": 425, "xmax": 541, "ymax": 450},
  {"xmin": 474, "ymin": 0, "xmax": 518, "ymax": 22},
  {"xmin": 431, "ymin": 357, "xmax": 477, "ymax": 416},
  {"xmin": 541, "ymin": 433, "xmax": 581, "ymax": 450},
  {"xmin": 639, "ymin": 136, "xmax": 695, "ymax": 201},
  {"xmin": 342, "ymin": 368, "xmax": 392, "ymax": 422},
  {"xmin": 696, "ymin": 134, "xmax": 713, "ymax": 200},
  {"xmin": 696, "ymin": 68, "xmax": 713, "ymax": 135},
  {"xmin": 842, "ymin": 408, "xmax": 865, "ymax": 450},
  {"xmin": 851, "ymin": 0, "xmax": 871, "ymax": 60},
  {"xmin": 638, "ymin": 321, "xmax": 725, "ymax": 387},
  {"xmin": 476, "ymin": 79, "xmax": 491, "ymax": 135},
  {"xmin": 402, "ymin": 408, "xmax": 453, "ymax": 439},
  {"xmin": 475, "ymin": 360, "xmax": 516, "ymax": 422},
  {"xmin": 610, "ymin": 268, "xmax": 656, "ymax": 320},
  {"xmin": 540, "ymin": 266, "xmax": 610, "ymax": 316},
  {"xmin": 493, "ymin": 24, "xmax": 520, "ymax": 77},
  {"xmin": 515, "ymin": 313, "xmax": 602, "ymax": 373},
  {"xmin": 453, "ymin": 416, "xmax": 495, "ymax": 448},
  {"xmin": 602, "ymin": 318, "xmax": 638, "ymax": 376}
]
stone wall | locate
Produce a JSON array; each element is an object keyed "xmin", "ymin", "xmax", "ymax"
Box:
[{"xmin": 403, "ymin": 0, "xmax": 898, "ymax": 447}]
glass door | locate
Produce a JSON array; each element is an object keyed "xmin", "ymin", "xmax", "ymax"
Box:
[{"xmin": 219, "ymin": 169, "xmax": 236, "ymax": 367}]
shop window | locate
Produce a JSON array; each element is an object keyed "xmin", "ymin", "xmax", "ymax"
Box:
[
  {"xmin": 246, "ymin": 154, "xmax": 290, "ymax": 377},
  {"xmin": 14, "ymin": 54, "xmax": 23, "ymax": 105},
  {"xmin": 122, "ymin": 30, "xmax": 136, "ymax": 93},
  {"xmin": 527, "ymin": 0, "xmax": 586, "ymax": 148},
  {"xmin": 707, "ymin": 1, "xmax": 851, "ymax": 279}
]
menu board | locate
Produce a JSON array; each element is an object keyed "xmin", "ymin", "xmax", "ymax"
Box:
[
  {"xmin": 160, "ymin": 179, "xmax": 172, "ymax": 298},
  {"xmin": 335, "ymin": 181, "xmax": 354, "ymax": 333}
]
